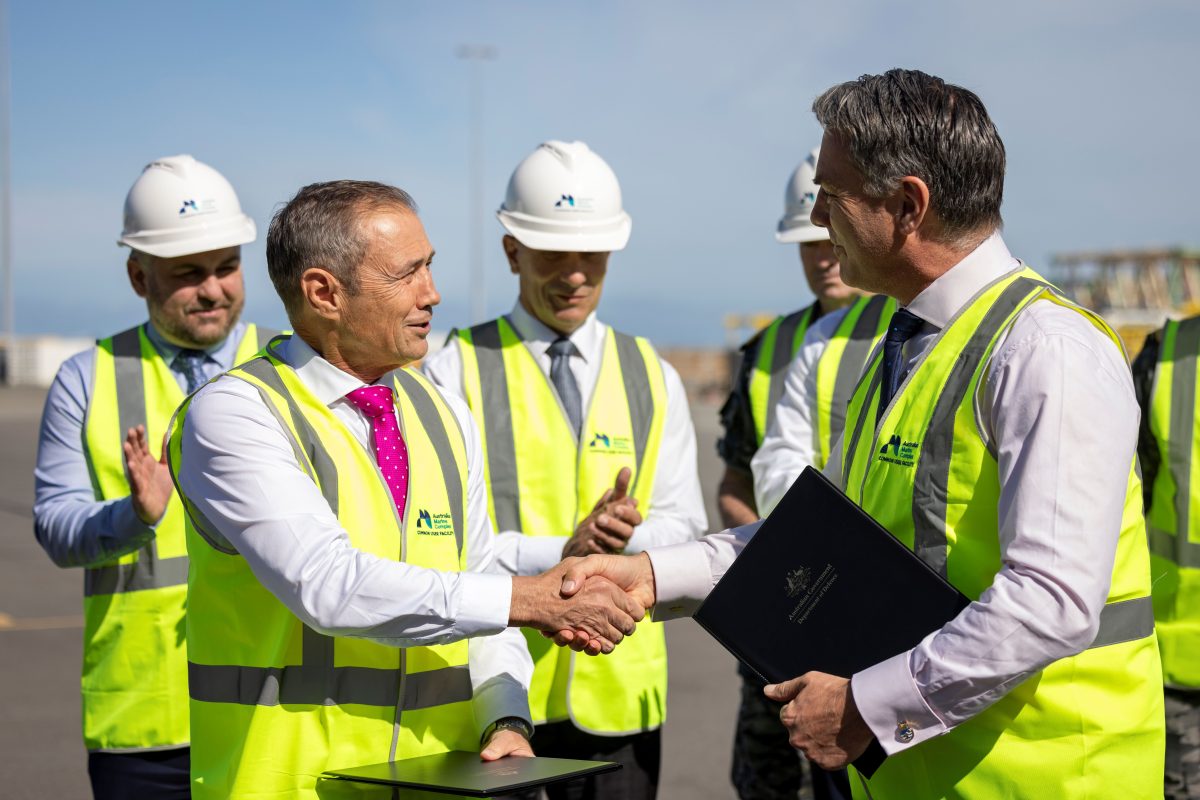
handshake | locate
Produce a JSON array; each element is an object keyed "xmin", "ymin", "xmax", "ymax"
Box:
[{"xmin": 507, "ymin": 468, "xmax": 659, "ymax": 655}]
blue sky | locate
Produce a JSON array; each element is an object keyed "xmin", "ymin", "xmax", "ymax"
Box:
[{"xmin": 7, "ymin": 0, "xmax": 1198, "ymax": 345}]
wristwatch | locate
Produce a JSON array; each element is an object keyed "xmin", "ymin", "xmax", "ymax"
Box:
[{"xmin": 481, "ymin": 716, "xmax": 534, "ymax": 745}]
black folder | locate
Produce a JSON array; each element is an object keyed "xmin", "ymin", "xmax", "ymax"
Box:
[
  {"xmin": 694, "ymin": 467, "xmax": 970, "ymax": 775},
  {"xmin": 324, "ymin": 751, "xmax": 619, "ymax": 797}
]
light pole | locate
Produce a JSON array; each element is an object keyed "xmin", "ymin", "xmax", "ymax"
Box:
[{"xmin": 456, "ymin": 44, "xmax": 496, "ymax": 325}]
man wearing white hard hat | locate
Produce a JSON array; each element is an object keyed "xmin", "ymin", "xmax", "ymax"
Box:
[
  {"xmin": 716, "ymin": 147, "xmax": 892, "ymax": 800},
  {"xmin": 424, "ymin": 140, "xmax": 707, "ymax": 799},
  {"xmin": 33, "ymin": 155, "xmax": 278, "ymax": 798}
]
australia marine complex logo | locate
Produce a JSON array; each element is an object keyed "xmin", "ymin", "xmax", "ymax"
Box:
[
  {"xmin": 878, "ymin": 434, "xmax": 920, "ymax": 467},
  {"xmin": 553, "ymin": 193, "xmax": 594, "ymax": 212},
  {"xmin": 415, "ymin": 508, "xmax": 454, "ymax": 535},
  {"xmin": 588, "ymin": 431, "xmax": 633, "ymax": 455},
  {"xmin": 179, "ymin": 197, "xmax": 218, "ymax": 217}
]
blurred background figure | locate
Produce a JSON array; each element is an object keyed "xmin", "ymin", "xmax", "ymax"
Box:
[
  {"xmin": 425, "ymin": 140, "xmax": 707, "ymax": 800},
  {"xmin": 1134, "ymin": 317, "xmax": 1200, "ymax": 800},
  {"xmin": 715, "ymin": 147, "xmax": 892, "ymax": 800},
  {"xmin": 31, "ymin": 155, "xmax": 274, "ymax": 800}
]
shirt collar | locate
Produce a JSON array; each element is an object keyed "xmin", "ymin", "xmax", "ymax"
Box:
[
  {"xmin": 904, "ymin": 232, "xmax": 1019, "ymax": 330},
  {"xmin": 506, "ymin": 301, "xmax": 603, "ymax": 362},
  {"xmin": 276, "ymin": 334, "xmax": 375, "ymax": 407},
  {"xmin": 145, "ymin": 320, "xmax": 248, "ymax": 370}
]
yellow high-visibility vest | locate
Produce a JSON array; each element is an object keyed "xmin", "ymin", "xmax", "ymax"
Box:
[
  {"xmin": 80, "ymin": 322, "xmax": 270, "ymax": 752},
  {"xmin": 455, "ymin": 317, "xmax": 668, "ymax": 734},
  {"xmin": 839, "ymin": 268, "xmax": 1163, "ymax": 799},
  {"xmin": 168, "ymin": 339, "xmax": 474, "ymax": 799},
  {"xmin": 1146, "ymin": 315, "xmax": 1200, "ymax": 688}
]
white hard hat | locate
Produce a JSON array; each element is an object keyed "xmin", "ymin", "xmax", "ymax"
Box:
[
  {"xmin": 776, "ymin": 148, "xmax": 828, "ymax": 244},
  {"xmin": 497, "ymin": 140, "xmax": 632, "ymax": 253},
  {"xmin": 118, "ymin": 154, "xmax": 257, "ymax": 258}
]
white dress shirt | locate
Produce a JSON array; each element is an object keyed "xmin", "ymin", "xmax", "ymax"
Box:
[
  {"xmin": 175, "ymin": 334, "xmax": 533, "ymax": 732},
  {"xmin": 648, "ymin": 233, "xmax": 1138, "ymax": 756},
  {"xmin": 750, "ymin": 307, "xmax": 853, "ymax": 516},
  {"xmin": 422, "ymin": 302, "xmax": 708, "ymax": 576}
]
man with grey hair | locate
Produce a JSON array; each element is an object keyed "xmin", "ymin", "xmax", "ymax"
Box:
[
  {"xmin": 557, "ymin": 69, "xmax": 1164, "ymax": 798},
  {"xmin": 166, "ymin": 180, "xmax": 645, "ymax": 799}
]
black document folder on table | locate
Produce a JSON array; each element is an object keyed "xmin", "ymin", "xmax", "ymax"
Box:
[
  {"xmin": 694, "ymin": 467, "xmax": 970, "ymax": 775},
  {"xmin": 324, "ymin": 751, "xmax": 619, "ymax": 797}
]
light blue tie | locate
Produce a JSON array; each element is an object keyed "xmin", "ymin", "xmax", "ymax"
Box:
[
  {"xmin": 173, "ymin": 349, "xmax": 208, "ymax": 395},
  {"xmin": 548, "ymin": 336, "xmax": 583, "ymax": 438}
]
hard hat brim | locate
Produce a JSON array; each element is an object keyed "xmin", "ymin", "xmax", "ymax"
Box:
[
  {"xmin": 497, "ymin": 209, "xmax": 631, "ymax": 253},
  {"xmin": 775, "ymin": 222, "xmax": 830, "ymax": 244},
  {"xmin": 119, "ymin": 215, "xmax": 257, "ymax": 259}
]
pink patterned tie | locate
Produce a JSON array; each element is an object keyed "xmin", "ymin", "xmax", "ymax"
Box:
[{"xmin": 345, "ymin": 385, "xmax": 409, "ymax": 519}]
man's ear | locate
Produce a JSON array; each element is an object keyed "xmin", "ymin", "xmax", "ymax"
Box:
[
  {"xmin": 299, "ymin": 267, "xmax": 343, "ymax": 321},
  {"xmin": 502, "ymin": 235, "xmax": 521, "ymax": 275},
  {"xmin": 896, "ymin": 175, "xmax": 932, "ymax": 237},
  {"xmin": 127, "ymin": 255, "xmax": 150, "ymax": 298}
]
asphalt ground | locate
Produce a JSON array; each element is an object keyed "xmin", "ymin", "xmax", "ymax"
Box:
[{"xmin": 0, "ymin": 386, "xmax": 745, "ymax": 799}]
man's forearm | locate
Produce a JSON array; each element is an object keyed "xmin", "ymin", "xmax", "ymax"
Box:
[
  {"xmin": 717, "ymin": 467, "xmax": 759, "ymax": 528},
  {"xmin": 33, "ymin": 494, "xmax": 155, "ymax": 568}
]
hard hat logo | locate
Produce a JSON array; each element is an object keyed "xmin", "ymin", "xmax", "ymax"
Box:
[
  {"xmin": 552, "ymin": 194, "xmax": 594, "ymax": 213},
  {"xmin": 178, "ymin": 198, "xmax": 218, "ymax": 217}
]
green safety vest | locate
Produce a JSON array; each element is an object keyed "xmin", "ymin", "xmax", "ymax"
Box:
[
  {"xmin": 80, "ymin": 322, "xmax": 270, "ymax": 752},
  {"xmin": 838, "ymin": 267, "xmax": 1163, "ymax": 799},
  {"xmin": 167, "ymin": 339, "xmax": 475, "ymax": 799},
  {"xmin": 747, "ymin": 296, "xmax": 894, "ymax": 464},
  {"xmin": 1146, "ymin": 315, "xmax": 1200, "ymax": 688},
  {"xmin": 455, "ymin": 317, "xmax": 668, "ymax": 735}
]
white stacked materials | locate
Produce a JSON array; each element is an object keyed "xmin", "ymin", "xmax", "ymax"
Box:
[{"xmin": 5, "ymin": 335, "xmax": 93, "ymax": 387}]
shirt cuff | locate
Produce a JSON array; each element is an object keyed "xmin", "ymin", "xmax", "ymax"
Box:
[
  {"xmin": 851, "ymin": 650, "xmax": 947, "ymax": 756},
  {"xmin": 472, "ymin": 674, "xmax": 533, "ymax": 741},
  {"xmin": 456, "ymin": 572, "xmax": 514, "ymax": 636},
  {"xmin": 517, "ymin": 536, "xmax": 569, "ymax": 576},
  {"xmin": 113, "ymin": 496, "xmax": 159, "ymax": 538},
  {"xmin": 646, "ymin": 542, "xmax": 713, "ymax": 620}
]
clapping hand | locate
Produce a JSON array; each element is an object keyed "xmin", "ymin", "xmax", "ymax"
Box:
[
  {"xmin": 563, "ymin": 468, "xmax": 642, "ymax": 558},
  {"xmin": 123, "ymin": 425, "xmax": 175, "ymax": 526}
]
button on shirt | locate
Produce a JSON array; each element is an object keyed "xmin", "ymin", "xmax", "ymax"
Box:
[
  {"xmin": 173, "ymin": 335, "xmax": 532, "ymax": 731},
  {"xmin": 33, "ymin": 321, "xmax": 249, "ymax": 568},
  {"xmin": 648, "ymin": 233, "xmax": 1139, "ymax": 755},
  {"xmin": 421, "ymin": 303, "xmax": 708, "ymax": 576}
]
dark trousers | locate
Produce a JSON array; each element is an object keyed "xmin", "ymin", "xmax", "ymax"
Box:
[
  {"xmin": 88, "ymin": 747, "xmax": 190, "ymax": 800},
  {"xmin": 1167, "ymin": 688, "xmax": 1200, "ymax": 799},
  {"xmin": 504, "ymin": 720, "xmax": 661, "ymax": 800},
  {"xmin": 732, "ymin": 671, "xmax": 851, "ymax": 800}
]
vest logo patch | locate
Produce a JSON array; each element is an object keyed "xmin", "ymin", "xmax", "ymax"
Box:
[
  {"xmin": 588, "ymin": 431, "xmax": 634, "ymax": 455},
  {"xmin": 877, "ymin": 434, "xmax": 920, "ymax": 467},
  {"xmin": 415, "ymin": 508, "xmax": 454, "ymax": 535}
]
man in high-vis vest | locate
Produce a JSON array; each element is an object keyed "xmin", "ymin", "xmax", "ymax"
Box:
[
  {"xmin": 717, "ymin": 147, "xmax": 892, "ymax": 800},
  {"xmin": 166, "ymin": 179, "xmax": 647, "ymax": 799},
  {"xmin": 423, "ymin": 140, "xmax": 707, "ymax": 800},
  {"xmin": 555, "ymin": 69, "xmax": 1164, "ymax": 799},
  {"xmin": 32, "ymin": 154, "xmax": 275, "ymax": 800},
  {"xmin": 1133, "ymin": 318, "xmax": 1200, "ymax": 798}
]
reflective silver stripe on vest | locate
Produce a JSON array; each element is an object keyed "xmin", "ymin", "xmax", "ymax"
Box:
[
  {"xmin": 389, "ymin": 368, "xmax": 466, "ymax": 558},
  {"xmin": 828, "ymin": 296, "xmax": 891, "ymax": 448},
  {"xmin": 1154, "ymin": 316, "xmax": 1200, "ymax": 565},
  {"xmin": 255, "ymin": 327, "xmax": 282, "ymax": 351},
  {"xmin": 469, "ymin": 321, "xmax": 522, "ymax": 534},
  {"xmin": 764, "ymin": 307, "xmax": 814, "ymax": 437},
  {"xmin": 842, "ymin": 362, "xmax": 884, "ymax": 490},
  {"xmin": 613, "ymin": 332, "xmax": 656, "ymax": 484},
  {"xmin": 85, "ymin": 326, "xmax": 189, "ymax": 596},
  {"xmin": 188, "ymin": 660, "xmax": 472, "ymax": 709},
  {"xmin": 84, "ymin": 546, "xmax": 189, "ymax": 597},
  {"xmin": 1088, "ymin": 596, "xmax": 1156, "ymax": 649},
  {"xmin": 910, "ymin": 277, "xmax": 1045, "ymax": 576}
]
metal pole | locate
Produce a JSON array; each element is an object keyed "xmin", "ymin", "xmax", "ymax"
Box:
[
  {"xmin": 0, "ymin": 0, "xmax": 11, "ymax": 385},
  {"xmin": 456, "ymin": 45, "xmax": 495, "ymax": 325}
]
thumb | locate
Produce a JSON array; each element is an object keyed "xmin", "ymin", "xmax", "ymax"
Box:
[
  {"xmin": 611, "ymin": 467, "xmax": 632, "ymax": 502},
  {"xmin": 764, "ymin": 674, "xmax": 807, "ymax": 703},
  {"xmin": 560, "ymin": 557, "xmax": 600, "ymax": 596}
]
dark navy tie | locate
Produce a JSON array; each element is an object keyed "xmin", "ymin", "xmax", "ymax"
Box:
[
  {"xmin": 173, "ymin": 349, "xmax": 208, "ymax": 395},
  {"xmin": 878, "ymin": 309, "xmax": 925, "ymax": 423},
  {"xmin": 548, "ymin": 336, "xmax": 583, "ymax": 438}
]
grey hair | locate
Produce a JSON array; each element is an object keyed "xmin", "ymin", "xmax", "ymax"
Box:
[
  {"xmin": 266, "ymin": 180, "xmax": 418, "ymax": 313},
  {"xmin": 812, "ymin": 69, "xmax": 1005, "ymax": 242}
]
